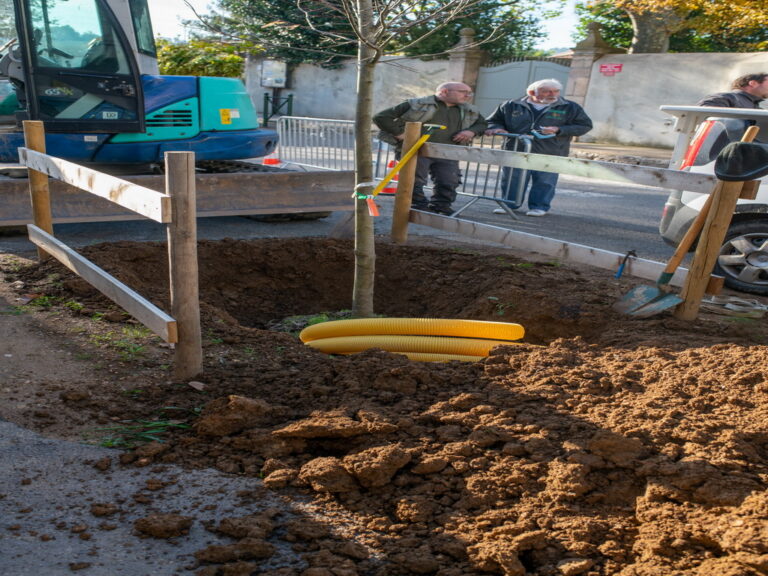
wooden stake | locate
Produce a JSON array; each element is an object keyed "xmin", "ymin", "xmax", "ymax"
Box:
[
  {"xmin": 165, "ymin": 152, "xmax": 203, "ymax": 379},
  {"xmin": 674, "ymin": 125, "xmax": 759, "ymax": 321},
  {"xmin": 22, "ymin": 121, "xmax": 53, "ymax": 260},
  {"xmin": 674, "ymin": 180, "xmax": 744, "ymax": 320},
  {"xmin": 391, "ymin": 122, "xmax": 423, "ymax": 244}
]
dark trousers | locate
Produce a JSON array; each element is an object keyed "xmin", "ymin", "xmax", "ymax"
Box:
[{"xmin": 411, "ymin": 157, "xmax": 462, "ymax": 210}]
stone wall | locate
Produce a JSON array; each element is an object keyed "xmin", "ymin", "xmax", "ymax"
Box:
[
  {"xmin": 579, "ymin": 52, "xmax": 768, "ymax": 147},
  {"xmin": 246, "ymin": 56, "xmax": 449, "ymax": 121}
]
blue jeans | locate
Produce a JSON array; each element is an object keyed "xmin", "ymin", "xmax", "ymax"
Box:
[{"xmin": 499, "ymin": 167, "xmax": 559, "ymax": 212}]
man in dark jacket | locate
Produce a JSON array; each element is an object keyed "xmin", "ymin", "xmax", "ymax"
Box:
[
  {"xmin": 698, "ymin": 73, "xmax": 768, "ymax": 109},
  {"xmin": 373, "ymin": 82, "xmax": 487, "ymax": 215},
  {"xmin": 486, "ymin": 79, "xmax": 592, "ymax": 216}
]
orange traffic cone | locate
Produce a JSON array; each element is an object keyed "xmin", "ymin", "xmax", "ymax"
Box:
[
  {"xmin": 262, "ymin": 150, "xmax": 281, "ymax": 165},
  {"xmin": 381, "ymin": 160, "xmax": 398, "ymax": 194}
]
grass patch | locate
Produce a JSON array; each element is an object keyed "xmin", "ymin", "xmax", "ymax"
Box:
[{"xmin": 91, "ymin": 419, "xmax": 191, "ymax": 449}]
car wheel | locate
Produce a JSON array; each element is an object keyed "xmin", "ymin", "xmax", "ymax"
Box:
[{"xmin": 715, "ymin": 219, "xmax": 768, "ymax": 295}]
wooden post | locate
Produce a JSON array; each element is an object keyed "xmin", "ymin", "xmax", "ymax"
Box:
[
  {"xmin": 674, "ymin": 179, "xmax": 745, "ymax": 321},
  {"xmin": 23, "ymin": 121, "xmax": 53, "ymax": 260},
  {"xmin": 165, "ymin": 152, "xmax": 203, "ymax": 379},
  {"xmin": 674, "ymin": 125, "xmax": 759, "ymax": 321},
  {"xmin": 391, "ymin": 122, "xmax": 422, "ymax": 243}
]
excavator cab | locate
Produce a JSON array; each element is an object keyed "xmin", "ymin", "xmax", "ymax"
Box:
[
  {"xmin": 4, "ymin": 0, "xmax": 145, "ymax": 132},
  {"xmin": 0, "ymin": 0, "xmax": 277, "ymax": 165}
]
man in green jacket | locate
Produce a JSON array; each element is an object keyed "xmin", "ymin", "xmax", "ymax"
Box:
[{"xmin": 374, "ymin": 82, "xmax": 487, "ymax": 215}]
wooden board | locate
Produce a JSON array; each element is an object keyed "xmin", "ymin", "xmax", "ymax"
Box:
[
  {"xmin": 423, "ymin": 143, "xmax": 718, "ymax": 194},
  {"xmin": 0, "ymin": 170, "xmax": 355, "ymax": 226},
  {"xmin": 27, "ymin": 225, "xmax": 178, "ymax": 342},
  {"xmin": 409, "ymin": 210, "xmax": 689, "ymax": 286},
  {"xmin": 19, "ymin": 148, "xmax": 171, "ymax": 223}
]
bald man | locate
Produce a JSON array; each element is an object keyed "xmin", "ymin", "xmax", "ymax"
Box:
[{"xmin": 374, "ymin": 82, "xmax": 487, "ymax": 215}]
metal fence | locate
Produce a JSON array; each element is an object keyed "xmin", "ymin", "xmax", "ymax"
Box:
[
  {"xmin": 275, "ymin": 116, "xmax": 357, "ymax": 171},
  {"xmin": 273, "ymin": 116, "xmax": 532, "ymax": 215}
]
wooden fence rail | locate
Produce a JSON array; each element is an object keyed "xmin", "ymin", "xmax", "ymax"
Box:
[{"xmin": 19, "ymin": 121, "xmax": 202, "ymax": 379}]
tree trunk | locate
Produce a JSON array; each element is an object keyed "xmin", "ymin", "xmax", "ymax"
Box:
[
  {"xmin": 626, "ymin": 8, "xmax": 682, "ymax": 53},
  {"xmin": 351, "ymin": 0, "xmax": 377, "ymax": 317}
]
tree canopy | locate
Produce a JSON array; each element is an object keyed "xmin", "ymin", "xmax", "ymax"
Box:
[
  {"xmin": 156, "ymin": 38, "xmax": 246, "ymax": 77},
  {"xmin": 577, "ymin": 0, "xmax": 768, "ymax": 52},
  {"xmin": 191, "ymin": 0, "xmax": 559, "ymax": 66}
]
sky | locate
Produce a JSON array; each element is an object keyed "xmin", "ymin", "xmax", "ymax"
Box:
[{"xmin": 147, "ymin": 0, "xmax": 580, "ymax": 50}]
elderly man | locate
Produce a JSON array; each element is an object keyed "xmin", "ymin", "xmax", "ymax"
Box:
[
  {"xmin": 486, "ymin": 78, "xmax": 592, "ymax": 217},
  {"xmin": 698, "ymin": 73, "xmax": 768, "ymax": 109},
  {"xmin": 374, "ymin": 82, "xmax": 487, "ymax": 215}
]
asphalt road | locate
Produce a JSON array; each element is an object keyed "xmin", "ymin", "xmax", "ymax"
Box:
[{"xmin": 459, "ymin": 173, "xmax": 678, "ymax": 262}]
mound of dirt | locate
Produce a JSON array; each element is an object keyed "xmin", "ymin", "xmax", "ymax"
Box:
[{"xmin": 1, "ymin": 237, "xmax": 767, "ymax": 575}]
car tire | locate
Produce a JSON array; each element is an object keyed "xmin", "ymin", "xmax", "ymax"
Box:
[{"xmin": 714, "ymin": 218, "xmax": 768, "ymax": 295}]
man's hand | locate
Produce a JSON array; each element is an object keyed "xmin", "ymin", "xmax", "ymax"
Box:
[
  {"xmin": 452, "ymin": 130, "xmax": 476, "ymax": 144},
  {"xmin": 395, "ymin": 133, "xmax": 405, "ymax": 141},
  {"xmin": 538, "ymin": 126, "xmax": 560, "ymax": 135},
  {"xmin": 484, "ymin": 128, "xmax": 507, "ymax": 136}
]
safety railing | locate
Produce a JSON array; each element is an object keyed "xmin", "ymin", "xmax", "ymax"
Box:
[
  {"xmin": 274, "ymin": 116, "xmax": 533, "ymax": 215},
  {"xmin": 373, "ymin": 133, "xmax": 532, "ymax": 216},
  {"xmin": 453, "ymin": 133, "xmax": 532, "ymax": 217},
  {"xmin": 275, "ymin": 116, "xmax": 357, "ymax": 171}
]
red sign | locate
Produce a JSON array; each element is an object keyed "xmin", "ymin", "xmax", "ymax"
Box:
[{"xmin": 599, "ymin": 63, "xmax": 623, "ymax": 76}]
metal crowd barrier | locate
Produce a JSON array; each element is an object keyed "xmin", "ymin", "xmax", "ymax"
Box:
[
  {"xmin": 273, "ymin": 116, "xmax": 532, "ymax": 217},
  {"xmin": 274, "ymin": 116, "xmax": 357, "ymax": 171},
  {"xmin": 454, "ymin": 133, "xmax": 532, "ymax": 217}
]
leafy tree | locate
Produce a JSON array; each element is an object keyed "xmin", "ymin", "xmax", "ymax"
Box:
[
  {"xmin": 382, "ymin": 0, "xmax": 553, "ymax": 62},
  {"xmin": 156, "ymin": 38, "xmax": 246, "ymax": 77},
  {"xmin": 579, "ymin": 0, "xmax": 768, "ymax": 53},
  {"xmin": 193, "ymin": 0, "xmax": 555, "ymax": 67},
  {"xmin": 193, "ymin": 1, "xmax": 355, "ymax": 67},
  {"xmin": 574, "ymin": 2, "xmax": 632, "ymax": 49}
]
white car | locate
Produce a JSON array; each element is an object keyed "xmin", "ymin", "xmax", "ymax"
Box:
[{"xmin": 659, "ymin": 106, "xmax": 768, "ymax": 295}]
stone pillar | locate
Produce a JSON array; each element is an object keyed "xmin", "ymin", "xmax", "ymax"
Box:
[
  {"xmin": 566, "ymin": 22, "xmax": 624, "ymax": 107},
  {"xmin": 447, "ymin": 28, "xmax": 487, "ymax": 91}
]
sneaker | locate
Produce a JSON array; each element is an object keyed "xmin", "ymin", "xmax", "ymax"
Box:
[
  {"xmin": 526, "ymin": 209, "xmax": 547, "ymax": 217},
  {"xmin": 493, "ymin": 208, "xmax": 506, "ymax": 214}
]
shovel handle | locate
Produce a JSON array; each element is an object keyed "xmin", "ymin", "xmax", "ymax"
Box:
[{"xmin": 660, "ymin": 125, "xmax": 760, "ymax": 280}]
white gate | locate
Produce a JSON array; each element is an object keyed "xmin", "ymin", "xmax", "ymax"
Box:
[{"xmin": 474, "ymin": 58, "xmax": 571, "ymax": 117}]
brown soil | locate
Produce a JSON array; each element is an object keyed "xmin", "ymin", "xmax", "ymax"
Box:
[{"xmin": 1, "ymin": 236, "xmax": 767, "ymax": 576}]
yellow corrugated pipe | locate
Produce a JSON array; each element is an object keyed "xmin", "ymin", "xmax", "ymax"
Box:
[
  {"xmin": 300, "ymin": 318, "xmax": 524, "ymax": 342},
  {"xmin": 299, "ymin": 318, "xmax": 525, "ymax": 363}
]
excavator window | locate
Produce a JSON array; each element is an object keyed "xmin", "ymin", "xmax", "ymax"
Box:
[
  {"xmin": 13, "ymin": 0, "xmax": 143, "ymax": 132},
  {"xmin": 129, "ymin": 0, "xmax": 156, "ymax": 57}
]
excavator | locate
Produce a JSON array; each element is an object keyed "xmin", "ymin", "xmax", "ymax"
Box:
[
  {"xmin": 0, "ymin": 0, "xmax": 353, "ymax": 225},
  {"xmin": 0, "ymin": 0, "xmax": 277, "ymax": 167}
]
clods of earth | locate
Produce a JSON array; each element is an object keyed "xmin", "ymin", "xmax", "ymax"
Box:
[{"xmin": 1, "ymin": 237, "xmax": 767, "ymax": 575}]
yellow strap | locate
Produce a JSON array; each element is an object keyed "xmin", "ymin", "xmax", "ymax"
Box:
[{"xmin": 370, "ymin": 133, "xmax": 432, "ymax": 197}]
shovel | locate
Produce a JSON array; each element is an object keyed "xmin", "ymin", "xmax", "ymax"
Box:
[{"xmin": 615, "ymin": 125, "xmax": 759, "ymax": 316}]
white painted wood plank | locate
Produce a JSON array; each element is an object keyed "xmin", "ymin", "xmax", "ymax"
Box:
[
  {"xmin": 423, "ymin": 143, "xmax": 718, "ymax": 194},
  {"xmin": 409, "ymin": 211, "xmax": 688, "ymax": 287},
  {"xmin": 18, "ymin": 148, "xmax": 172, "ymax": 223},
  {"xmin": 27, "ymin": 225, "xmax": 178, "ymax": 342}
]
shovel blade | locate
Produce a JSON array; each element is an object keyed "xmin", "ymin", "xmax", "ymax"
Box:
[
  {"xmin": 614, "ymin": 285, "xmax": 663, "ymax": 314},
  {"xmin": 628, "ymin": 293, "xmax": 684, "ymax": 317}
]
